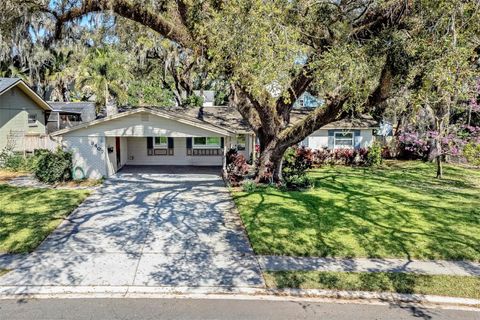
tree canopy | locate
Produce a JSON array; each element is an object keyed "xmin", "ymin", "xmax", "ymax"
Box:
[{"xmin": 1, "ymin": 0, "xmax": 479, "ymax": 181}]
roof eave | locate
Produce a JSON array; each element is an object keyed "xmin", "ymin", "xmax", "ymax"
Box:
[
  {"xmin": 52, "ymin": 108, "xmax": 235, "ymax": 137},
  {"xmin": 0, "ymin": 80, "xmax": 52, "ymax": 111}
]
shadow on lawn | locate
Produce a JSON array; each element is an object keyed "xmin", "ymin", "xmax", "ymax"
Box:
[{"xmin": 235, "ymin": 162, "xmax": 480, "ymax": 261}]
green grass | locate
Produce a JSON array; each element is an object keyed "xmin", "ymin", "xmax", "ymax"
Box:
[
  {"xmin": 264, "ymin": 271, "xmax": 480, "ymax": 299},
  {"xmin": 0, "ymin": 184, "xmax": 90, "ymax": 253},
  {"xmin": 233, "ymin": 161, "xmax": 480, "ymax": 261}
]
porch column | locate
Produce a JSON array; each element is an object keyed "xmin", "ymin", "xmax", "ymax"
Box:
[
  {"xmin": 251, "ymin": 133, "xmax": 256, "ymax": 163},
  {"xmin": 222, "ymin": 136, "xmax": 229, "ymax": 170}
]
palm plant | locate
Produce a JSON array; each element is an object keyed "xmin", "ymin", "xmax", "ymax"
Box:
[
  {"xmin": 77, "ymin": 48, "xmax": 132, "ymax": 110},
  {"xmin": 46, "ymin": 49, "xmax": 75, "ymax": 101}
]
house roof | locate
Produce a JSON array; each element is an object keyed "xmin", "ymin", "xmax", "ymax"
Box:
[
  {"xmin": 0, "ymin": 78, "xmax": 52, "ymax": 111},
  {"xmin": 48, "ymin": 101, "xmax": 95, "ymax": 113},
  {"xmin": 321, "ymin": 115, "xmax": 379, "ymax": 129},
  {"xmin": 287, "ymin": 108, "xmax": 379, "ymax": 129},
  {"xmin": 0, "ymin": 78, "xmax": 20, "ymax": 93},
  {"xmin": 179, "ymin": 106, "xmax": 378, "ymax": 131},
  {"xmin": 51, "ymin": 107, "xmax": 236, "ymax": 137}
]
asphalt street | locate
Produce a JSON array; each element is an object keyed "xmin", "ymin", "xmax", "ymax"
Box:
[{"xmin": 0, "ymin": 298, "xmax": 478, "ymax": 320}]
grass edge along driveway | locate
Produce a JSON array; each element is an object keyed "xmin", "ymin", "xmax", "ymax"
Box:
[
  {"xmin": 233, "ymin": 161, "xmax": 480, "ymax": 261},
  {"xmin": 0, "ymin": 184, "xmax": 90, "ymax": 253}
]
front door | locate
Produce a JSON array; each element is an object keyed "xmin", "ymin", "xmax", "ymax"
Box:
[{"xmin": 115, "ymin": 137, "xmax": 121, "ymax": 169}]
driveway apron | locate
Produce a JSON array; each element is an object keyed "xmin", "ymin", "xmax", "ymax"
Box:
[{"xmin": 0, "ymin": 166, "xmax": 264, "ymax": 288}]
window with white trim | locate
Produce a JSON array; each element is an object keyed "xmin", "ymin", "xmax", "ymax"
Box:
[
  {"xmin": 154, "ymin": 136, "xmax": 168, "ymax": 148},
  {"xmin": 334, "ymin": 132, "xmax": 354, "ymax": 148},
  {"xmin": 28, "ymin": 113, "xmax": 37, "ymax": 126},
  {"xmin": 193, "ymin": 137, "xmax": 221, "ymax": 148}
]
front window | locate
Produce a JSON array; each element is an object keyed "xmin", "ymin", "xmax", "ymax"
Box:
[
  {"xmin": 28, "ymin": 113, "xmax": 37, "ymax": 126},
  {"xmin": 193, "ymin": 137, "xmax": 221, "ymax": 148},
  {"xmin": 154, "ymin": 136, "xmax": 168, "ymax": 148},
  {"xmin": 334, "ymin": 132, "xmax": 353, "ymax": 148},
  {"xmin": 236, "ymin": 134, "xmax": 246, "ymax": 150}
]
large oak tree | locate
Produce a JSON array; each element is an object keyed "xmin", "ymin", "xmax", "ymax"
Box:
[{"xmin": 4, "ymin": 0, "xmax": 479, "ymax": 181}]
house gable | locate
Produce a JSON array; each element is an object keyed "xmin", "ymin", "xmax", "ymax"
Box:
[
  {"xmin": 54, "ymin": 108, "xmax": 234, "ymax": 138},
  {"xmin": 0, "ymin": 85, "xmax": 50, "ymax": 150}
]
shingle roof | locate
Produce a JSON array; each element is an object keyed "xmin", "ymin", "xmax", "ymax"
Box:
[
  {"xmin": 177, "ymin": 106, "xmax": 378, "ymax": 132},
  {"xmin": 48, "ymin": 102, "xmax": 95, "ymax": 113},
  {"xmin": 0, "ymin": 78, "xmax": 21, "ymax": 95}
]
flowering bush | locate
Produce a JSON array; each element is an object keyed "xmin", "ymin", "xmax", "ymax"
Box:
[
  {"xmin": 398, "ymin": 124, "xmax": 480, "ymax": 162},
  {"xmin": 312, "ymin": 147, "xmax": 370, "ymax": 166},
  {"xmin": 226, "ymin": 149, "xmax": 249, "ymax": 186}
]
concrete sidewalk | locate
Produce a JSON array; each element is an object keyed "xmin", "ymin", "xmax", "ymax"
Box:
[{"xmin": 258, "ymin": 256, "xmax": 480, "ymax": 276}]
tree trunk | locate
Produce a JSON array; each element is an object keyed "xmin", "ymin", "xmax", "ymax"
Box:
[
  {"xmin": 254, "ymin": 134, "xmax": 288, "ymax": 184},
  {"xmin": 272, "ymin": 156, "xmax": 284, "ymax": 183},
  {"xmin": 436, "ymin": 155, "xmax": 443, "ymax": 179}
]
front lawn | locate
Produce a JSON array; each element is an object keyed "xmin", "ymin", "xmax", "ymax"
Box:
[
  {"xmin": 233, "ymin": 161, "xmax": 480, "ymax": 261},
  {"xmin": 0, "ymin": 185, "xmax": 90, "ymax": 253},
  {"xmin": 264, "ymin": 271, "xmax": 480, "ymax": 299}
]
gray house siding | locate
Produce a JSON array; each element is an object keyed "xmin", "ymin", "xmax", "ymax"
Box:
[{"xmin": 0, "ymin": 87, "xmax": 46, "ymax": 151}]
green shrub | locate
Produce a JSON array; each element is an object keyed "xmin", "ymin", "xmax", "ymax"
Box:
[
  {"xmin": 282, "ymin": 147, "xmax": 314, "ymax": 190},
  {"xmin": 34, "ymin": 148, "xmax": 73, "ymax": 183},
  {"xmin": 366, "ymin": 142, "xmax": 383, "ymax": 167},
  {"xmin": 184, "ymin": 94, "xmax": 204, "ymax": 108},
  {"xmin": 242, "ymin": 180, "xmax": 257, "ymax": 192},
  {"xmin": 0, "ymin": 147, "xmax": 31, "ymax": 171},
  {"xmin": 463, "ymin": 142, "xmax": 480, "ymax": 166}
]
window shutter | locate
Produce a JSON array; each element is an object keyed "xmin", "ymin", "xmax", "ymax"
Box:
[
  {"xmin": 327, "ymin": 130, "xmax": 334, "ymax": 149},
  {"xmin": 147, "ymin": 137, "xmax": 153, "ymax": 149},
  {"xmin": 186, "ymin": 137, "xmax": 192, "ymax": 148},
  {"xmin": 168, "ymin": 137, "xmax": 174, "ymax": 149},
  {"xmin": 220, "ymin": 137, "xmax": 224, "ymax": 149},
  {"xmin": 354, "ymin": 130, "xmax": 361, "ymax": 149}
]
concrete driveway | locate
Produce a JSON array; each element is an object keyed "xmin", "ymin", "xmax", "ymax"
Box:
[{"xmin": 0, "ymin": 166, "xmax": 264, "ymax": 288}]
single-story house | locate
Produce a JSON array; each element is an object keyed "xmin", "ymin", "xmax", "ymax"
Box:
[
  {"xmin": 51, "ymin": 107, "xmax": 252, "ymax": 179},
  {"xmin": 51, "ymin": 105, "xmax": 378, "ymax": 179},
  {"xmin": 0, "ymin": 78, "xmax": 52, "ymax": 151}
]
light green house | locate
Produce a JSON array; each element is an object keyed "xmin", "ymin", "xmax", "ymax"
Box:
[{"xmin": 0, "ymin": 78, "xmax": 52, "ymax": 152}]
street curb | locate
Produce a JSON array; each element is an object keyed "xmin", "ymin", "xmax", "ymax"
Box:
[{"xmin": 0, "ymin": 286, "xmax": 478, "ymax": 310}]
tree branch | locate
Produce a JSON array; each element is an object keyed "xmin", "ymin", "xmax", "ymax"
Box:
[
  {"xmin": 275, "ymin": 65, "xmax": 315, "ymax": 125},
  {"xmin": 230, "ymin": 84, "xmax": 262, "ymax": 132},
  {"xmin": 50, "ymin": 0, "xmax": 193, "ymax": 47},
  {"xmin": 351, "ymin": 0, "xmax": 412, "ymax": 40},
  {"xmin": 278, "ymin": 94, "xmax": 349, "ymax": 147}
]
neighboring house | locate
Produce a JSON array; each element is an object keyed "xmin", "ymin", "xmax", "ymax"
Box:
[
  {"xmin": 0, "ymin": 78, "xmax": 52, "ymax": 151},
  {"xmin": 47, "ymin": 102, "xmax": 96, "ymax": 132},
  {"xmin": 193, "ymin": 90, "xmax": 215, "ymax": 107},
  {"xmin": 293, "ymin": 92, "xmax": 323, "ymax": 108}
]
